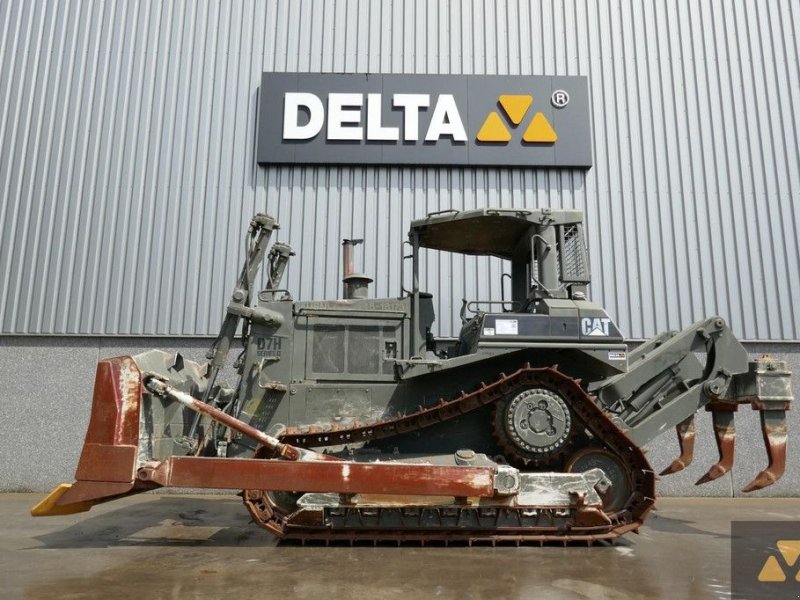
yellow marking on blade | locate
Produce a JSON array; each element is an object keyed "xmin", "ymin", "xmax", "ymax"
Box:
[{"xmin": 31, "ymin": 483, "xmax": 94, "ymax": 516}]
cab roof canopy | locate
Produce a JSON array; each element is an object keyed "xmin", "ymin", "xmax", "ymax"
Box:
[{"xmin": 408, "ymin": 208, "xmax": 584, "ymax": 260}]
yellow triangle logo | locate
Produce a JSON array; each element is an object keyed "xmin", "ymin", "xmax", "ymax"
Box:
[
  {"xmin": 757, "ymin": 555, "xmax": 787, "ymax": 582},
  {"xmin": 476, "ymin": 112, "xmax": 511, "ymax": 143},
  {"xmin": 522, "ymin": 112, "xmax": 558, "ymax": 143},
  {"xmin": 498, "ymin": 95, "xmax": 532, "ymax": 125},
  {"xmin": 777, "ymin": 540, "xmax": 800, "ymax": 567}
]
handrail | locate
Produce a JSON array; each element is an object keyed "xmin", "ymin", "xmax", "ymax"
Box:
[
  {"xmin": 258, "ymin": 288, "xmax": 293, "ymax": 301},
  {"xmin": 466, "ymin": 299, "xmax": 522, "ymax": 314},
  {"xmin": 485, "ymin": 208, "xmax": 532, "ymax": 216},
  {"xmin": 425, "ymin": 208, "xmax": 459, "ymax": 218},
  {"xmin": 400, "ymin": 240, "xmax": 413, "ymax": 296},
  {"xmin": 500, "ymin": 273, "xmax": 513, "ymax": 311},
  {"xmin": 294, "ymin": 307, "xmax": 408, "ymax": 317}
]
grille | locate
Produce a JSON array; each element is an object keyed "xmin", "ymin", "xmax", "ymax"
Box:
[{"xmin": 559, "ymin": 224, "xmax": 590, "ymax": 284}]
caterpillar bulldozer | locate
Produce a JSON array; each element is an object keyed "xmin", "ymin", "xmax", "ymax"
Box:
[{"xmin": 32, "ymin": 208, "xmax": 792, "ymax": 544}]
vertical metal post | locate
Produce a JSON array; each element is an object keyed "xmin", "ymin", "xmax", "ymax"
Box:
[
  {"xmin": 411, "ymin": 231, "xmax": 420, "ymax": 357},
  {"xmin": 536, "ymin": 225, "xmax": 559, "ymax": 293},
  {"xmin": 342, "ymin": 240, "xmax": 353, "ymax": 298},
  {"xmin": 511, "ymin": 255, "xmax": 529, "ymax": 307}
]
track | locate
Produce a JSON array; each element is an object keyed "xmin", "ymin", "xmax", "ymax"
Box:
[{"xmin": 242, "ymin": 364, "xmax": 656, "ymax": 543}]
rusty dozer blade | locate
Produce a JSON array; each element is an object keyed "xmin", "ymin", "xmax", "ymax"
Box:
[
  {"xmin": 659, "ymin": 415, "xmax": 696, "ymax": 476},
  {"xmin": 31, "ymin": 354, "xmax": 557, "ymax": 519},
  {"xmin": 695, "ymin": 405, "xmax": 736, "ymax": 486},
  {"xmin": 31, "ymin": 356, "xmax": 145, "ymax": 516},
  {"xmin": 32, "ymin": 356, "xmax": 369, "ymax": 516}
]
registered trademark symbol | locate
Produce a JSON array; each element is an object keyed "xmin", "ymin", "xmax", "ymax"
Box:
[{"xmin": 551, "ymin": 90, "xmax": 570, "ymax": 108}]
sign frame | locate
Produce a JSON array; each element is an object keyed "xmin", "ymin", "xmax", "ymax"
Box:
[{"xmin": 256, "ymin": 72, "xmax": 592, "ymax": 168}]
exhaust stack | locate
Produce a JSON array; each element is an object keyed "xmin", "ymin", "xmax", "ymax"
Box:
[{"xmin": 342, "ymin": 238, "xmax": 372, "ymax": 299}]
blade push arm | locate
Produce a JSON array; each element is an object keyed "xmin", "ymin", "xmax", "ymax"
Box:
[
  {"xmin": 205, "ymin": 214, "xmax": 277, "ymax": 378},
  {"xmin": 188, "ymin": 214, "xmax": 281, "ymax": 441}
]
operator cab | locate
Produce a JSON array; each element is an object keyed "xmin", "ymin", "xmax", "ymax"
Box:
[
  {"xmin": 407, "ymin": 208, "xmax": 622, "ymax": 358},
  {"xmin": 409, "ymin": 207, "xmax": 591, "ymax": 308}
]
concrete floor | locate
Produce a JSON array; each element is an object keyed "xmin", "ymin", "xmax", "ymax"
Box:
[{"xmin": 2, "ymin": 493, "xmax": 798, "ymax": 599}]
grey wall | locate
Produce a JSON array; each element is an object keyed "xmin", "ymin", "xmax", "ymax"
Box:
[
  {"xmin": 1, "ymin": 337, "xmax": 798, "ymax": 496},
  {"xmin": 1, "ymin": 0, "xmax": 799, "ymax": 340}
]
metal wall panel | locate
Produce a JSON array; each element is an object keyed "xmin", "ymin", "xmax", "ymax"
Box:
[{"xmin": 1, "ymin": 0, "xmax": 798, "ymax": 339}]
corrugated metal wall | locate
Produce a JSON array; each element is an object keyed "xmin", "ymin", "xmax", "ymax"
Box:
[{"xmin": 1, "ymin": 0, "xmax": 798, "ymax": 339}]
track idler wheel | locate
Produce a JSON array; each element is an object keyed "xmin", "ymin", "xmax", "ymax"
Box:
[{"xmin": 566, "ymin": 449, "xmax": 633, "ymax": 514}]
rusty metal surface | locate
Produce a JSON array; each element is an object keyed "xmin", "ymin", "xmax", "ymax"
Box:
[
  {"xmin": 293, "ymin": 468, "xmax": 612, "ymax": 513},
  {"xmin": 43, "ymin": 350, "xmax": 789, "ymax": 535},
  {"xmin": 742, "ymin": 410, "xmax": 788, "ymax": 492},
  {"xmin": 54, "ymin": 357, "xmax": 144, "ymax": 508},
  {"xmin": 659, "ymin": 415, "xmax": 696, "ymax": 476},
  {"xmin": 138, "ymin": 457, "xmax": 499, "ymax": 498},
  {"xmin": 74, "ymin": 444, "xmax": 139, "ymax": 483},
  {"xmin": 80, "ymin": 357, "xmax": 141, "ymax": 448},
  {"xmin": 696, "ymin": 406, "xmax": 737, "ymax": 485}
]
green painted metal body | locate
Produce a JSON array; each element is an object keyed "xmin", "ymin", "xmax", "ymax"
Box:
[{"xmin": 135, "ymin": 208, "xmax": 790, "ymax": 470}]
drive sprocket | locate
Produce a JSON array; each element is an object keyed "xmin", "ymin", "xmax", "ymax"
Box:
[{"xmin": 493, "ymin": 385, "xmax": 576, "ymax": 468}]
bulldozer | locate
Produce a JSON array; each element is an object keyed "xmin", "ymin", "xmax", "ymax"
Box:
[{"xmin": 32, "ymin": 208, "xmax": 792, "ymax": 544}]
